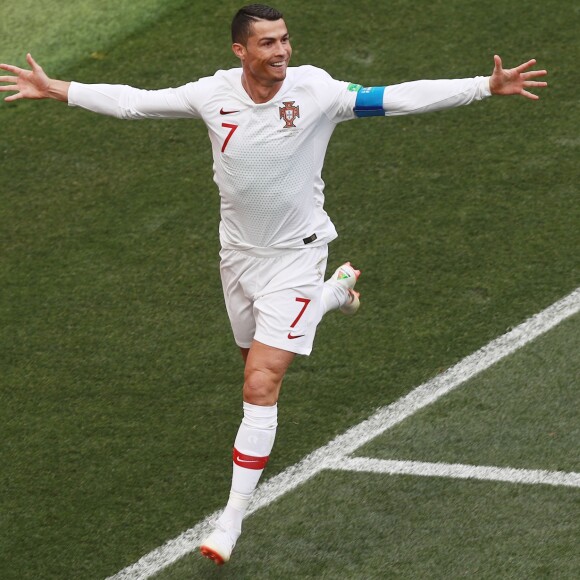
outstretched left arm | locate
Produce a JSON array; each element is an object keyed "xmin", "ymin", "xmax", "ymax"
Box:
[{"xmin": 353, "ymin": 56, "xmax": 548, "ymax": 118}]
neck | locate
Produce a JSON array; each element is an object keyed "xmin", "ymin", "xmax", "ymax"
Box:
[{"xmin": 241, "ymin": 74, "xmax": 284, "ymax": 104}]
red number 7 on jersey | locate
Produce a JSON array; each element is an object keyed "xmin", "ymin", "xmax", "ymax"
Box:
[{"xmin": 221, "ymin": 122, "xmax": 238, "ymax": 153}]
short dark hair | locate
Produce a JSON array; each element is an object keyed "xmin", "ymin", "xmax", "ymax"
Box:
[{"xmin": 231, "ymin": 4, "xmax": 284, "ymax": 45}]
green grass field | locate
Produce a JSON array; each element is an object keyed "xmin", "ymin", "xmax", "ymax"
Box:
[{"xmin": 1, "ymin": 1, "xmax": 578, "ymax": 578}]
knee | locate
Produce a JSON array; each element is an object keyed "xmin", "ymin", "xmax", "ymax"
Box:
[{"xmin": 243, "ymin": 368, "xmax": 281, "ymax": 406}]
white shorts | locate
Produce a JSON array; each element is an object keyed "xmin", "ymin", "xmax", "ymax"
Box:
[{"xmin": 219, "ymin": 245, "xmax": 329, "ymax": 355}]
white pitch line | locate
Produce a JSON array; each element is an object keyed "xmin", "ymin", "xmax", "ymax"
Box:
[
  {"xmin": 108, "ymin": 286, "xmax": 580, "ymax": 580},
  {"xmin": 331, "ymin": 457, "xmax": 580, "ymax": 488}
]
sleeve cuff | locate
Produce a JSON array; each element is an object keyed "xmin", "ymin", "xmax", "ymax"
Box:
[
  {"xmin": 481, "ymin": 76, "xmax": 492, "ymax": 98},
  {"xmin": 67, "ymin": 81, "xmax": 80, "ymax": 107}
]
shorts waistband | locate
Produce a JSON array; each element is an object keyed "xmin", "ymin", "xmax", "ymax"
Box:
[
  {"xmin": 221, "ymin": 246, "xmax": 305, "ymax": 259},
  {"xmin": 221, "ymin": 241, "xmax": 326, "ymax": 259}
]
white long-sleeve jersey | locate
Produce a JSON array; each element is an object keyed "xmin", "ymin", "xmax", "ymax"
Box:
[{"xmin": 68, "ymin": 66, "xmax": 491, "ymax": 254}]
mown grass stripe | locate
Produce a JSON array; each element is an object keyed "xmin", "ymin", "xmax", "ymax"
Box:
[
  {"xmin": 1, "ymin": 0, "xmax": 188, "ymax": 72},
  {"xmin": 108, "ymin": 286, "xmax": 580, "ymax": 579}
]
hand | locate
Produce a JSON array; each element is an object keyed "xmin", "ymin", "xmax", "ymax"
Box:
[
  {"xmin": 0, "ymin": 53, "xmax": 68, "ymax": 102},
  {"xmin": 489, "ymin": 55, "xmax": 547, "ymax": 100}
]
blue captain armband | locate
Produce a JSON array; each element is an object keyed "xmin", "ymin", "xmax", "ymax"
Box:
[{"xmin": 354, "ymin": 86, "xmax": 386, "ymax": 117}]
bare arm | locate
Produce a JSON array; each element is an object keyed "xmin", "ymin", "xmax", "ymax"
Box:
[{"xmin": 0, "ymin": 53, "xmax": 70, "ymax": 102}]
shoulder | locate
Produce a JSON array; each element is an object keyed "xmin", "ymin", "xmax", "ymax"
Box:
[
  {"xmin": 192, "ymin": 67, "xmax": 242, "ymax": 88},
  {"xmin": 286, "ymin": 65, "xmax": 358, "ymax": 95},
  {"xmin": 287, "ymin": 65, "xmax": 357, "ymax": 99},
  {"xmin": 285, "ymin": 65, "xmax": 345, "ymax": 100},
  {"xmin": 180, "ymin": 68, "xmax": 242, "ymax": 102},
  {"xmin": 174, "ymin": 68, "xmax": 243, "ymax": 116},
  {"xmin": 287, "ymin": 65, "xmax": 335, "ymax": 84},
  {"xmin": 286, "ymin": 66, "xmax": 359, "ymax": 122}
]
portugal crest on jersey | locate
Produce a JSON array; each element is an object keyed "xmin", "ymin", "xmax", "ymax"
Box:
[{"xmin": 279, "ymin": 101, "xmax": 300, "ymax": 128}]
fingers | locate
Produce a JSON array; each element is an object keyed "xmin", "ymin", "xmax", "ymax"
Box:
[
  {"xmin": 0, "ymin": 85, "xmax": 23, "ymax": 101},
  {"xmin": 27, "ymin": 53, "xmax": 41, "ymax": 71},
  {"xmin": 0, "ymin": 63, "xmax": 24, "ymax": 75},
  {"xmin": 0, "ymin": 70, "xmax": 21, "ymax": 98},
  {"xmin": 519, "ymin": 64, "xmax": 547, "ymax": 99},
  {"xmin": 0, "ymin": 73, "xmax": 20, "ymax": 100},
  {"xmin": 0, "ymin": 84, "xmax": 19, "ymax": 92},
  {"xmin": 0, "ymin": 54, "xmax": 41, "ymax": 76},
  {"xmin": 522, "ymin": 69, "xmax": 548, "ymax": 80},
  {"xmin": 4, "ymin": 93, "xmax": 23, "ymax": 103},
  {"xmin": 524, "ymin": 80, "xmax": 548, "ymax": 88},
  {"xmin": 515, "ymin": 58, "xmax": 537, "ymax": 72},
  {"xmin": 493, "ymin": 56, "xmax": 547, "ymax": 78},
  {"xmin": 0, "ymin": 75, "xmax": 18, "ymax": 83},
  {"xmin": 521, "ymin": 89, "xmax": 540, "ymax": 100},
  {"xmin": 0, "ymin": 64, "xmax": 25, "ymax": 101},
  {"xmin": 520, "ymin": 81, "xmax": 547, "ymax": 99}
]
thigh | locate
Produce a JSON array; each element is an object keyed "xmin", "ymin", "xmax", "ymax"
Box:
[
  {"xmin": 253, "ymin": 246, "xmax": 328, "ymax": 356},
  {"xmin": 219, "ymin": 249, "xmax": 256, "ymax": 349}
]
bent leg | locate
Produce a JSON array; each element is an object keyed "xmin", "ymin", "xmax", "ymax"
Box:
[{"xmin": 321, "ymin": 262, "xmax": 361, "ymax": 316}]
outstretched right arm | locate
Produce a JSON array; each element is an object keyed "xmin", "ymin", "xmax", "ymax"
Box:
[
  {"xmin": 0, "ymin": 53, "xmax": 70, "ymax": 102},
  {"xmin": 1, "ymin": 54, "xmax": 201, "ymax": 120}
]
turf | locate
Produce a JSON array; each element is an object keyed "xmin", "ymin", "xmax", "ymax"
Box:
[
  {"xmin": 2, "ymin": 0, "xmax": 189, "ymax": 71},
  {"xmin": 160, "ymin": 473, "xmax": 579, "ymax": 579},
  {"xmin": 358, "ymin": 313, "xmax": 580, "ymax": 473},
  {"xmin": 157, "ymin": 310, "xmax": 580, "ymax": 579},
  {"xmin": 0, "ymin": 0, "xmax": 578, "ymax": 578}
]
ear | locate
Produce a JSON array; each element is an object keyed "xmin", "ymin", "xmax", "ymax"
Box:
[{"xmin": 232, "ymin": 43, "xmax": 246, "ymax": 61}]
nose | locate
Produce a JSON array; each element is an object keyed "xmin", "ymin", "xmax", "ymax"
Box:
[{"xmin": 274, "ymin": 40, "xmax": 290, "ymax": 57}]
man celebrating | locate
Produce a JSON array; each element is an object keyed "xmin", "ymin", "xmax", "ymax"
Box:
[{"xmin": 0, "ymin": 3, "xmax": 547, "ymax": 566}]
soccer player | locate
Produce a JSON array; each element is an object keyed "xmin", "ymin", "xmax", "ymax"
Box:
[{"xmin": 0, "ymin": 3, "xmax": 547, "ymax": 566}]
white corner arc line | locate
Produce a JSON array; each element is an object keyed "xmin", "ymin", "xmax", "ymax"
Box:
[
  {"xmin": 108, "ymin": 287, "xmax": 580, "ymax": 580},
  {"xmin": 331, "ymin": 457, "xmax": 580, "ymax": 488}
]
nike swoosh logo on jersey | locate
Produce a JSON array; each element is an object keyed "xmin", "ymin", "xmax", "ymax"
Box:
[
  {"xmin": 220, "ymin": 108, "xmax": 240, "ymax": 115},
  {"xmin": 288, "ymin": 333, "xmax": 305, "ymax": 339}
]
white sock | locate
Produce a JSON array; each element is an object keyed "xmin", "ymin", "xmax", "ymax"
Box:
[{"xmin": 218, "ymin": 402, "xmax": 278, "ymax": 531}]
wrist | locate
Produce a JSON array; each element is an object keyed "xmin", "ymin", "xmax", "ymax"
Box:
[
  {"xmin": 46, "ymin": 79, "xmax": 70, "ymax": 102},
  {"xmin": 488, "ymin": 74, "xmax": 501, "ymax": 96},
  {"xmin": 482, "ymin": 76, "xmax": 493, "ymax": 97}
]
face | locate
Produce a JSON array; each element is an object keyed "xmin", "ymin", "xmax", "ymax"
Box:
[{"xmin": 233, "ymin": 19, "xmax": 292, "ymax": 87}]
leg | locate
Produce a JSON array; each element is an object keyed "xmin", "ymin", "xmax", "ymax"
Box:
[
  {"xmin": 238, "ymin": 342, "xmax": 295, "ymax": 393},
  {"xmin": 242, "ymin": 340, "xmax": 295, "ymax": 405},
  {"xmin": 200, "ymin": 341, "xmax": 294, "ymax": 565},
  {"xmin": 203, "ymin": 246, "xmax": 330, "ymax": 565}
]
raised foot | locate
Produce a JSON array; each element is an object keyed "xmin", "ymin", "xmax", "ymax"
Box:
[{"xmin": 328, "ymin": 261, "xmax": 361, "ymax": 315}]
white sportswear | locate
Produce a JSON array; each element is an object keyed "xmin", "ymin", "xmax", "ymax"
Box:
[{"xmin": 68, "ymin": 66, "xmax": 491, "ymax": 253}]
